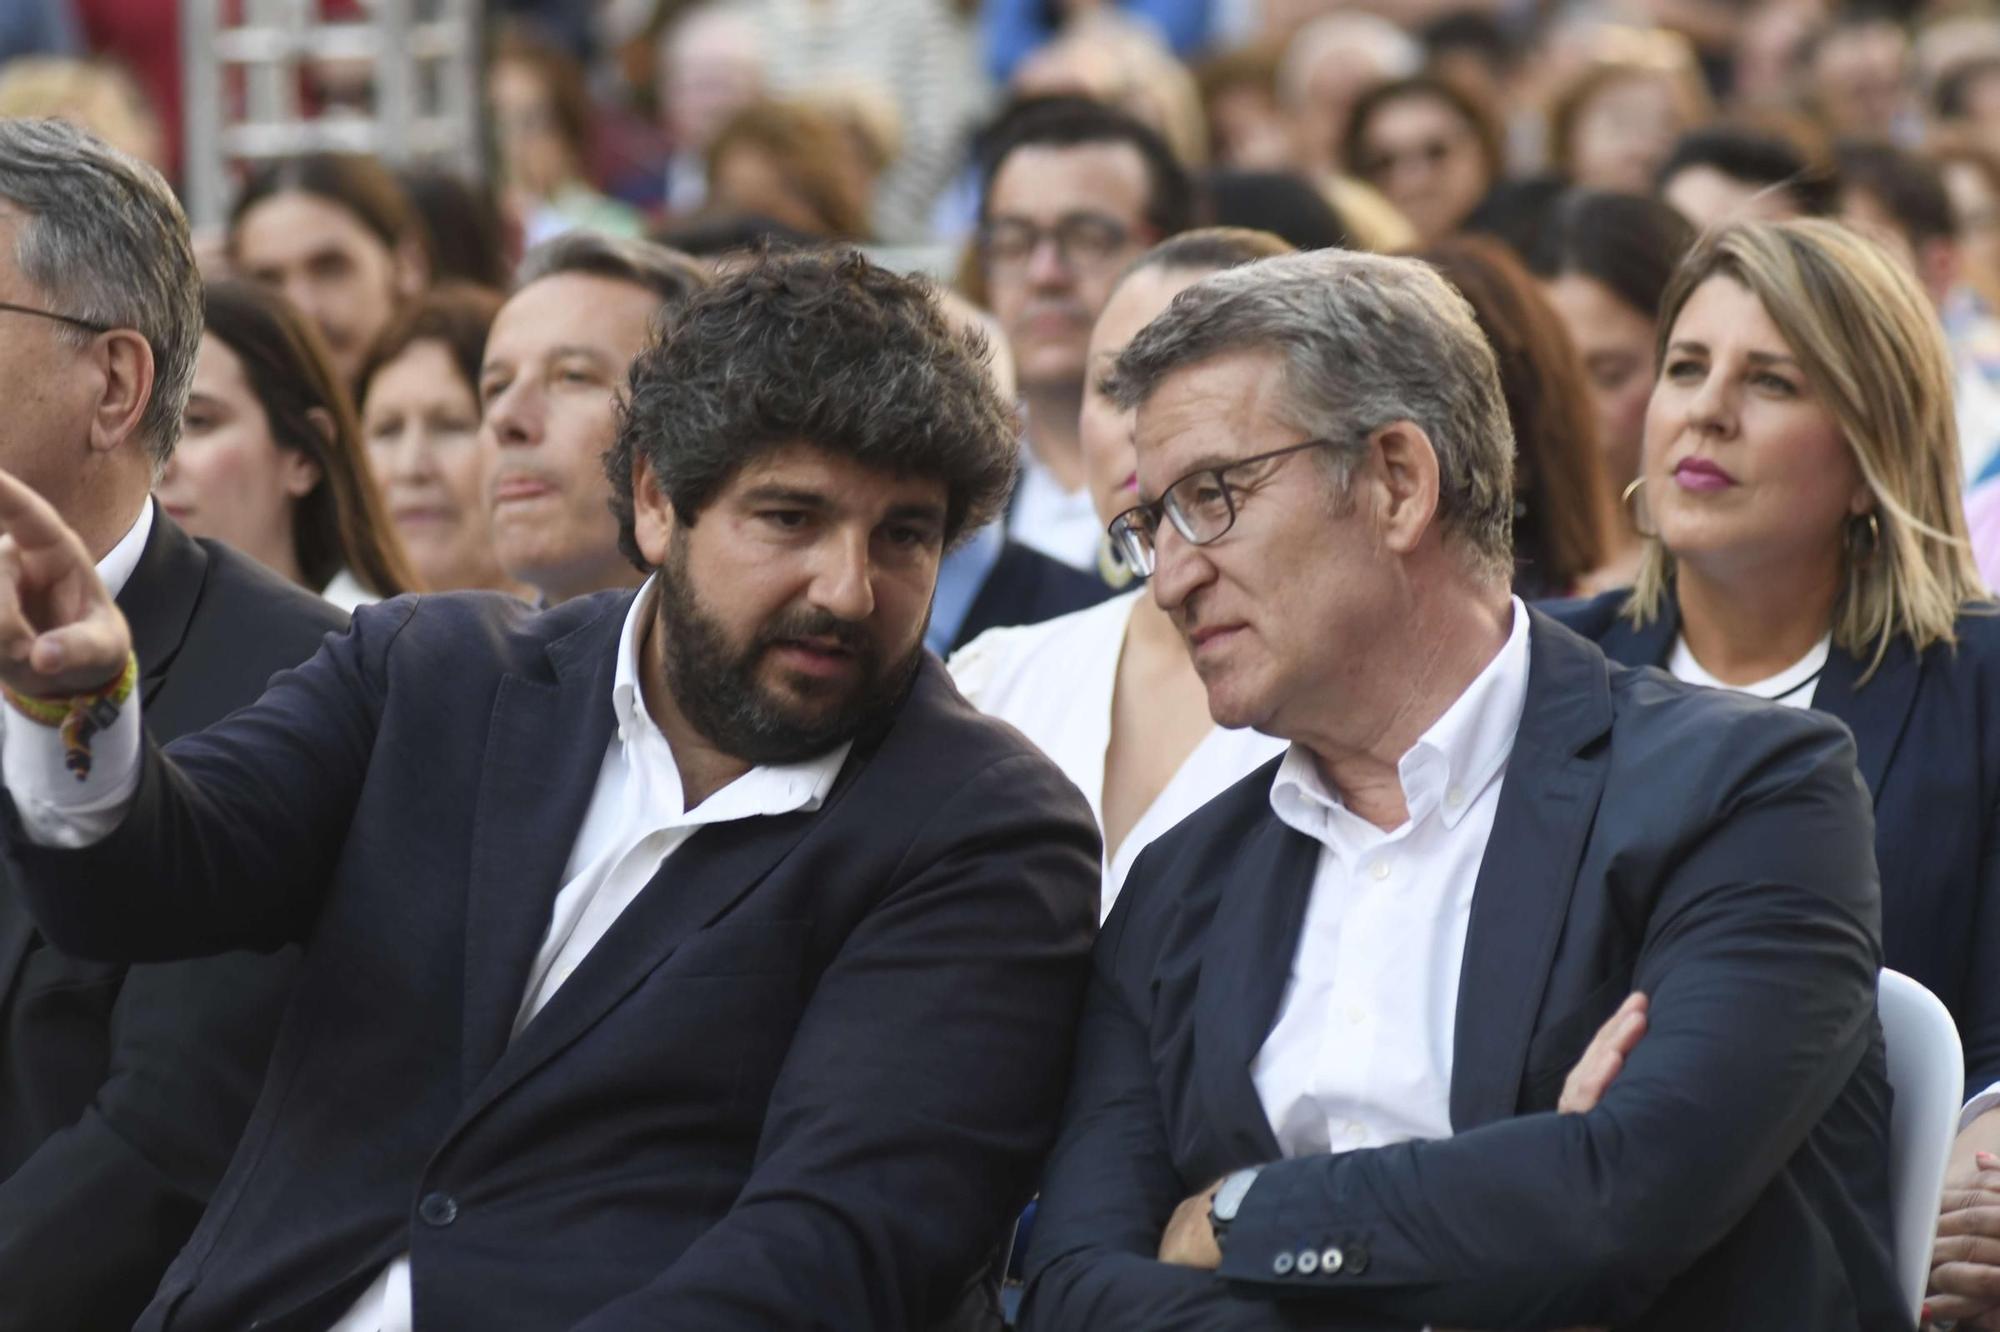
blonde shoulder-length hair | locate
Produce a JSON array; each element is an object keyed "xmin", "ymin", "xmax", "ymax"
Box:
[{"xmin": 1625, "ymin": 218, "xmax": 1988, "ymax": 678}]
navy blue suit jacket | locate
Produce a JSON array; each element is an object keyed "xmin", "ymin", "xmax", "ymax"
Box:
[
  {"xmin": 1550, "ymin": 589, "xmax": 2000, "ymax": 1091},
  {"xmin": 1022, "ymin": 610, "xmax": 1904, "ymax": 1330},
  {"xmin": 6, "ymin": 589, "xmax": 1101, "ymax": 1331}
]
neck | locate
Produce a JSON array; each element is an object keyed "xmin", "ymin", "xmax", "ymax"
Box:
[
  {"xmin": 1021, "ymin": 384, "xmax": 1086, "ymax": 492},
  {"xmin": 1674, "ymin": 550, "xmax": 1838, "ymax": 685},
  {"xmin": 1295, "ymin": 572, "xmax": 1514, "ymax": 831},
  {"xmin": 637, "ymin": 587, "xmax": 751, "ymax": 808},
  {"xmin": 78, "ymin": 455, "xmax": 154, "ymax": 565}
]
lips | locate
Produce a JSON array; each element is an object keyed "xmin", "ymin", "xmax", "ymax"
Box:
[
  {"xmin": 1672, "ymin": 456, "xmax": 1736, "ymax": 492},
  {"xmin": 1187, "ymin": 624, "xmax": 1244, "ymax": 656},
  {"xmin": 492, "ymin": 475, "xmax": 555, "ymax": 505},
  {"xmin": 769, "ymin": 638, "xmax": 858, "ymax": 680}
]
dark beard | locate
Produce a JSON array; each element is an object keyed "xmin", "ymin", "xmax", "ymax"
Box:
[{"xmin": 652, "ymin": 535, "xmax": 921, "ymax": 766}]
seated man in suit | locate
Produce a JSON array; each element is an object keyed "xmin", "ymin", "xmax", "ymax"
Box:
[
  {"xmin": 0, "ymin": 250, "xmax": 1101, "ymax": 1331},
  {"xmin": 0, "ymin": 119, "xmax": 346, "ymax": 1331},
  {"xmin": 1019, "ymin": 250, "xmax": 1905, "ymax": 1330}
]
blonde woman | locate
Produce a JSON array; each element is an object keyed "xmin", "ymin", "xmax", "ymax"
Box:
[{"xmin": 1547, "ymin": 220, "xmax": 2000, "ymax": 1322}]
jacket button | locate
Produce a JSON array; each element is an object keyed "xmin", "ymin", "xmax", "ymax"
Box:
[
  {"xmin": 1296, "ymin": 1248, "xmax": 1320, "ymax": 1275},
  {"xmin": 418, "ymin": 1191, "xmax": 458, "ymax": 1227},
  {"xmin": 1272, "ymin": 1251, "xmax": 1295, "ymax": 1275},
  {"xmin": 1345, "ymin": 1243, "xmax": 1369, "ymax": 1275},
  {"xmin": 1320, "ymin": 1246, "xmax": 1344, "ymax": 1274}
]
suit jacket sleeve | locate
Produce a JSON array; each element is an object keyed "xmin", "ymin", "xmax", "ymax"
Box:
[
  {"xmin": 0, "ymin": 947, "xmax": 295, "ymax": 1331},
  {"xmin": 1206, "ymin": 715, "xmax": 1882, "ymax": 1330},
  {"xmin": 1960, "ymin": 776, "xmax": 2000, "ymax": 1091},
  {"xmin": 3, "ymin": 600, "xmax": 414, "ymax": 961},
  {"xmin": 568, "ymin": 752, "xmax": 1100, "ymax": 1332}
]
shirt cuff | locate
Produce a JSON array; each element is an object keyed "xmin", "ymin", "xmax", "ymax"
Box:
[
  {"xmin": 1961, "ymin": 1078, "xmax": 2000, "ymax": 1134},
  {"xmin": 0, "ymin": 689, "xmax": 140, "ymax": 848}
]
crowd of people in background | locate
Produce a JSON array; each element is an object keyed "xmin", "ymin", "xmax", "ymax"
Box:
[{"xmin": 2, "ymin": 0, "xmax": 2000, "ymax": 1327}]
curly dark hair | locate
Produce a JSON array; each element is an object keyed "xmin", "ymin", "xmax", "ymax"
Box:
[{"xmin": 606, "ymin": 250, "xmax": 1018, "ymax": 571}]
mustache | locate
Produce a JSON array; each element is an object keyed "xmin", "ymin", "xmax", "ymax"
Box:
[{"xmin": 755, "ymin": 608, "xmax": 872, "ymax": 656}]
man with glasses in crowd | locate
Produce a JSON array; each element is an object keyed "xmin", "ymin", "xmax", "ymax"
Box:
[
  {"xmin": 0, "ymin": 119, "xmax": 345, "ymax": 1330},
  {"xmin": 977, "ymin": 95, "xmax": 1193, "ymax": 573},
  {"xmin": 1020, "ymin": 250, "xmax": 1905, "ymax": 1329}
]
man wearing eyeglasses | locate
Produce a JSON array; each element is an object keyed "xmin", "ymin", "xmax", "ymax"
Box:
[
  {"xmin": 0, "ymin": 120, "xmax": 345, "ymax": 1331},
  {"xmin": 1020, "ymin": 250, "xmax": 1905, "ymax": 1329},
  {"xmin": 977, "ymin": 95, "xmax": 1193, "ymax": 573}
]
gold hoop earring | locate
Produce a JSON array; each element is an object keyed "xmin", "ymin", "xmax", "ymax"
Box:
[
  {"xmin": 1097, "ymin": 531, "xmax": 1136, "ymax": 590},
  {"xmin": 1621, "ymin": 476, "xmax": 1658, "ymax": 540},
  {"xmin": 1846, "ymin": 511, "xmax": 1882, "ymax": 567}
]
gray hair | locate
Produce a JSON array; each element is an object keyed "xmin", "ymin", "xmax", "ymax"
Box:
[
  {"xmin": 1106, "ymin": 250, "xmax": 1516, "ymax": 580},
  {"xmin": 0, "ymin": 118, "xmax": 200, "ymax": 463},
  {"xmin": 515, "ymin": 231, "xmax": 710, "ymax": 311}
]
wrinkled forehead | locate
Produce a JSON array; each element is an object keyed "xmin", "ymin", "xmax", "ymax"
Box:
[{"xmin": 488, "ymin": 273, "xmax": 660, "ymax": 366}]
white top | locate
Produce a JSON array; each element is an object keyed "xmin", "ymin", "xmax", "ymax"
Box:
[
  {"xmin": 1252, "ymin": 598, "xmax": 1531, "ymax": 1159},
  {"xmin": 100, "ymin": 501, "xmax": 153, "ymax": 600},
  {"xmin": 1, "ymin": 577, "xmax": 849, "ymax": 1332},
  {"xmin": 320, "ymin": 567, "xmax": 378, "ymax": 614},
  {"xmin": 948, "ymin": 591, "xmax": 1285, "ymax": 919},
  {"xmin": 1004, "ymin": 447, "xmax": 1105, "ymax": 573},
  {"xmin": 1667, "ymin": 633, "xmax": 1829, "ymax": 709}
]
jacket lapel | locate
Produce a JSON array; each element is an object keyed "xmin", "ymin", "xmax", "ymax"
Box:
[
  {"xmin": 457, "ymin": 597, "xmax": 627, "ymax": 1094},
  {"xmin": 115, "ymin": 503, "xmax": 207, "ymax": 708},
  {"xmin": 468, "ymin": 794, "xmax": 840, "ymax": 1114},
  {"xmin": 1449, "ymin": 611, "xmax": 1614, "ymax": 1131},
  {"xmin": 1812, "ymin": 637, "xmax": 1920, "ymax": 802},
  {"xmin": 1194, "ymin": 811, "xmax": 1318, "ymax": 1164}
]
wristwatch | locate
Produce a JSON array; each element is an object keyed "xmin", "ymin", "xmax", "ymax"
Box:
[{"xmin": 1208, "ymin": 1165, "xmax": 1264, "ymax": 1252}]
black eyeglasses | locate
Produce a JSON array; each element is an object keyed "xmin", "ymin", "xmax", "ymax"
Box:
[
  {"xmin": 0, "ymin": 301, "xmax": 114, "ymax": 335},
  {"xmin": 1107, "ymin": 437, "xmax": 1347, "ymax": 577}
]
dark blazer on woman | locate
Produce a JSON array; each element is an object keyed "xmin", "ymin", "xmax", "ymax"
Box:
[{"xmin": 1548, "ymin": 588, "xmax": 2000, "ymax": 1091}]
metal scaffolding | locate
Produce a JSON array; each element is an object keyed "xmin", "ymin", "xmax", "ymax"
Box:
[{"xmin": 181, "ymin": 0, "xmax": 486, "ymax": 228}]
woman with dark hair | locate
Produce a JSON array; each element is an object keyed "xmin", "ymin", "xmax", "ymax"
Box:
[
  {"xmin": 1343, "ymin": 74, "xmax": 1504, "ymax": 244},
  {"xmin": 357, "ymin": 284, "xmax": 530, "ymax": 598},
  {"xmin": 228, "ymin": 152, "xmax": 431, "ymax": 390},
  {"xmin": 159, "ymin": 279, "xmax": 418, "ymax": 608},
  {"xmin": 395, "ymin": 166, "xmax": 514, "ymax": 290},
  {"xmin": 1527, "ymin": 189, "xmax": 1697, "ymax": 589},
  {"xmin": 1417, "ymin": 235, "xmax": 1607, "ymax": 597}
]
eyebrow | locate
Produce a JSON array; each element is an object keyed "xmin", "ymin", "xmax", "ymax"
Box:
[
  {"xmin": 1666, "ymin": 339, "xmax": 1801, "ymax": 369},
  {"xmin": 737, "ymin": 485, "xmax": 947, "ymax": 526}
]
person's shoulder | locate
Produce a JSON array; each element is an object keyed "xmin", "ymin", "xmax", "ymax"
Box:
[
  {"xmin": 1535, "ymin": 586, "xmax": 1628, "ymax": 641},
  {"xmin": 196, "ymin": 537, "xmax": 348, "ymax": 642},
  {"xmin": 361, "ymin": 587, "xmax": 630, "ymax": 673},
  {"xmin": 947, "ymin": 591, "xmax": 1136, "ymax": 706}
]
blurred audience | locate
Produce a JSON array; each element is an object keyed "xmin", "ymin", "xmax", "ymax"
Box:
[
  {"xmin": 395, "ymin": 166, "xmax": 515, "ymax": 291},
  {"xmin": 1808, "ymin": 7, "xmax": 1916, "ymax": 145},
  {"xmin": 1345, "ymin": 73, "xmax": 1505, "ymax": 244},
  {"xmin": 1418, "ymin": 235, "xmax": 1607, "ymax": 597},
  {"xmin": 227, "ymin": 153, "xmax": 430, "ymax": 392},
  {"xmin": 1195, "ymin": 45, "xmax": 1292, "ymax": 171},
  {"xmin": 952, "ymin": 228, "xmax": 1291, "ymax": 916},
  {"xmin": 0, "ymin": 56, "xmax": 162, "ymax": 170},
  {"xmin": 488, "ymin": 26, "xmax": 645, "ymax": 247},
  {"xmin": 706, "ymin": 99, "xmax": 874, "ymax": 240},
  {"xmin": 357, "ymin": 284, "xmax": 530, "ymax": 600},
  {"xmin": 656, "ymin": 2, "xmax": 768, "ymax": 215},
  {"xmin": 479, "ymin": 233, "xmax": 708, "ymax": 605},
  {"xmin": 1527, "ymin": 188, "xmax": 1699, "ymax": 591},
  {"xmin": 977, "ymin": 95, "xmax": 1194, "ymax": 572},
  {"xmin": 1198, "ymin": 168, "xmax": 1350, "ymax": 249},
  {"xmin": 1657, "ymin": 124, "xmax": 1837, "ymax": 229},
  {"xmin": 1277, "ymin": 11, "xmax": 1422, "ymax": 177},
  {"xmin": 1549, "ymin": 41, "xmax": 1713, "ymax": 193},
  {"xmin": 165, "ymin": 279, "xmax": 417, "ymax": 609}
]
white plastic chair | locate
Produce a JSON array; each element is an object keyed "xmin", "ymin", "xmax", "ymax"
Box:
[{"xmin": 1880, "ymin": 968, "xmax": 1965, "ymax": 1321}]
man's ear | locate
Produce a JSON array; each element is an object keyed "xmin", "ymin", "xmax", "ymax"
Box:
[
  {"xmin": 85, "ymin": 329, "xmax": 156, "ymax": 457},
  {"xmin": 631, "ymin": 453, "xmax": 676, "ymax": 567},
  {"xmin": 1370, "ymin": 420, "xmax": 1442, "ymax": 557}
]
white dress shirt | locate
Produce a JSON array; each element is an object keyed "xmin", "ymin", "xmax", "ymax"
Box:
[
  {"xmin": 1252, "ymin": 598, "xmax": 1530, "ymax": 1158},
  {"xmin": 948, "ymin": 591, "xmax": 1285, "ymax": 918},
  {"xmin": 2, "ymin": 576, "xmax": 850, "ymax": 1332},
  {"xmin": 1667, "ymin": 633, "xmax": 1829, "ymax": 709},
  {"xmin": 1005, "ymin": 447, "xmax": 1105, "ymax": 573}
]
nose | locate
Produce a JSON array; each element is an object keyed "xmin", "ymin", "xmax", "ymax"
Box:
[
  {"xmin": 1025, "ymin": 234, "xmax": 1072, "ymax": 288},
  {"xmin": 382, "ymin": 424, "xmax": 434, "ymax": 482},
  {"xmin": 484, "ymin": 376, "xmax": 544, "ymax": 450},
  {"xmin": 1684, "ymin": 367, "xmax": 1736, "ymax": 439},
  {"xmin": 1147, "ymin": 521, "xmax": 1214, "ymax": 618},
  {"xmin": 810, "ymin": 528, "xmax": 876, "ymax": 623}
]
